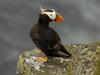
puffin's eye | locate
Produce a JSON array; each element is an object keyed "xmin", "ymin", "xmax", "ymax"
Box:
[{"xmin": 50, "ymin": 14, "xmax": 53, "ymax": 16}]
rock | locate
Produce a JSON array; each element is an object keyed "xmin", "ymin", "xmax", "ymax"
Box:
[{"xmin": 17, "ymin": 42, "xmax": 100, "ymax": 75}]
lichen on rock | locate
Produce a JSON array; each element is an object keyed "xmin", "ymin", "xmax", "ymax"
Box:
[{"xmin": 17, "ymin": 42, "xmax": 100, "ymax": 75}]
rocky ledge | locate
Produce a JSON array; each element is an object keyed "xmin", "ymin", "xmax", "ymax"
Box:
[{"xmin": 17, "ymin": 42, "xmax": 100, "ymax": 75}]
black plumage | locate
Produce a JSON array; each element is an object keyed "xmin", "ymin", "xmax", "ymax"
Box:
[{"xmin": 30, "ymin": 12, "xmax": 71, "ymax": 58}]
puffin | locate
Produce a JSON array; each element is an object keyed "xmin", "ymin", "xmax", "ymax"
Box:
[{"xmin": 30, "ymin": 7, "xmax": 71, "ymax": 58}]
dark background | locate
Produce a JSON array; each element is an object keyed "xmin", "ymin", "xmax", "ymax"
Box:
[{"xmin": 0, "ymin": 0, "xmax": 100, "ymax": 75}]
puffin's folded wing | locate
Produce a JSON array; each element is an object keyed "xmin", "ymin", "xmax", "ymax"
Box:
[{"xmin": 33, "ymin": 38, "xmax": 54, "ymax": 50}]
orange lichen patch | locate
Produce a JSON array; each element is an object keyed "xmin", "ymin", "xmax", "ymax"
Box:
[{"xmin": 36, "ymin": 56, "xmax": 48, "ymax": 62}]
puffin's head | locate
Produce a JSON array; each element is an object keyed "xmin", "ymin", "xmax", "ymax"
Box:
[{"xmin": 40, "ymin": 7, "xmax": 64, "ymax": 23}]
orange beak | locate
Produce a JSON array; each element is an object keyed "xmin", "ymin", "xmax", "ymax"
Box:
[{"xmin": 54, "ymin": 14, "xmax": 64, "ymax": 23}]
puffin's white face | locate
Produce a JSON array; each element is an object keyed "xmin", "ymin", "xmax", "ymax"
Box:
[
  {"xmin": 40, "ymin": 7, "xmax": 64, "ymax": 23},
  {"xmin": 40, "ymin": 7, "xmax": 56, "ymax": 20}
]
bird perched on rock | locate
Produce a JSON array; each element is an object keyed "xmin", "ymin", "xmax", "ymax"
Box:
[{"xmin": 30, "ymin": 7, "xmax": 71, "ymax": 58}]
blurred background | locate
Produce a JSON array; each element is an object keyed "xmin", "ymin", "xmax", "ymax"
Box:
[{"xmin": 0, "ymin": 0, "xmax": 100, "ymax": 75}]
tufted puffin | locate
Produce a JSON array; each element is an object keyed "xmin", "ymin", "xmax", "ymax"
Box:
[{"xmin": 30, "ymin": 7, "xmax": 71, "ymax": 58}]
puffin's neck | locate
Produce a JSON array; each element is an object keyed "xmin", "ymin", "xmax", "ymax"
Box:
[{"xmin": 37, "ymin": 14, "xmax": 51, "ymax": 28}]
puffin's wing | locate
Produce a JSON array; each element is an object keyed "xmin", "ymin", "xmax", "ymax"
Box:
[
  {"xmin": 49, "ymin": 27, "xmax": 61, "ymax": 42},
  {"xmin": 50, "ymin": 28, "xmax": 71, "ymax": 56},
  {"xmin": 30, "ymin": 33, "xmax": 54, "ymax": 51}
]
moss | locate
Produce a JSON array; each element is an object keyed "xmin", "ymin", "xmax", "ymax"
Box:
[
  {"xmin": 67, "ymin": 63, "xmax": 73, "ymax": 75},
  {"xmin": 95, "ymin": 55, "xmax": 100, "ymax": 75},
  {"xmin": 17, "ymin": 55, "xmax": 33, "ymax": 75},
  {"xmin": 95, "ymin": 45, "xmax": 100, "ymax": 75}
]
